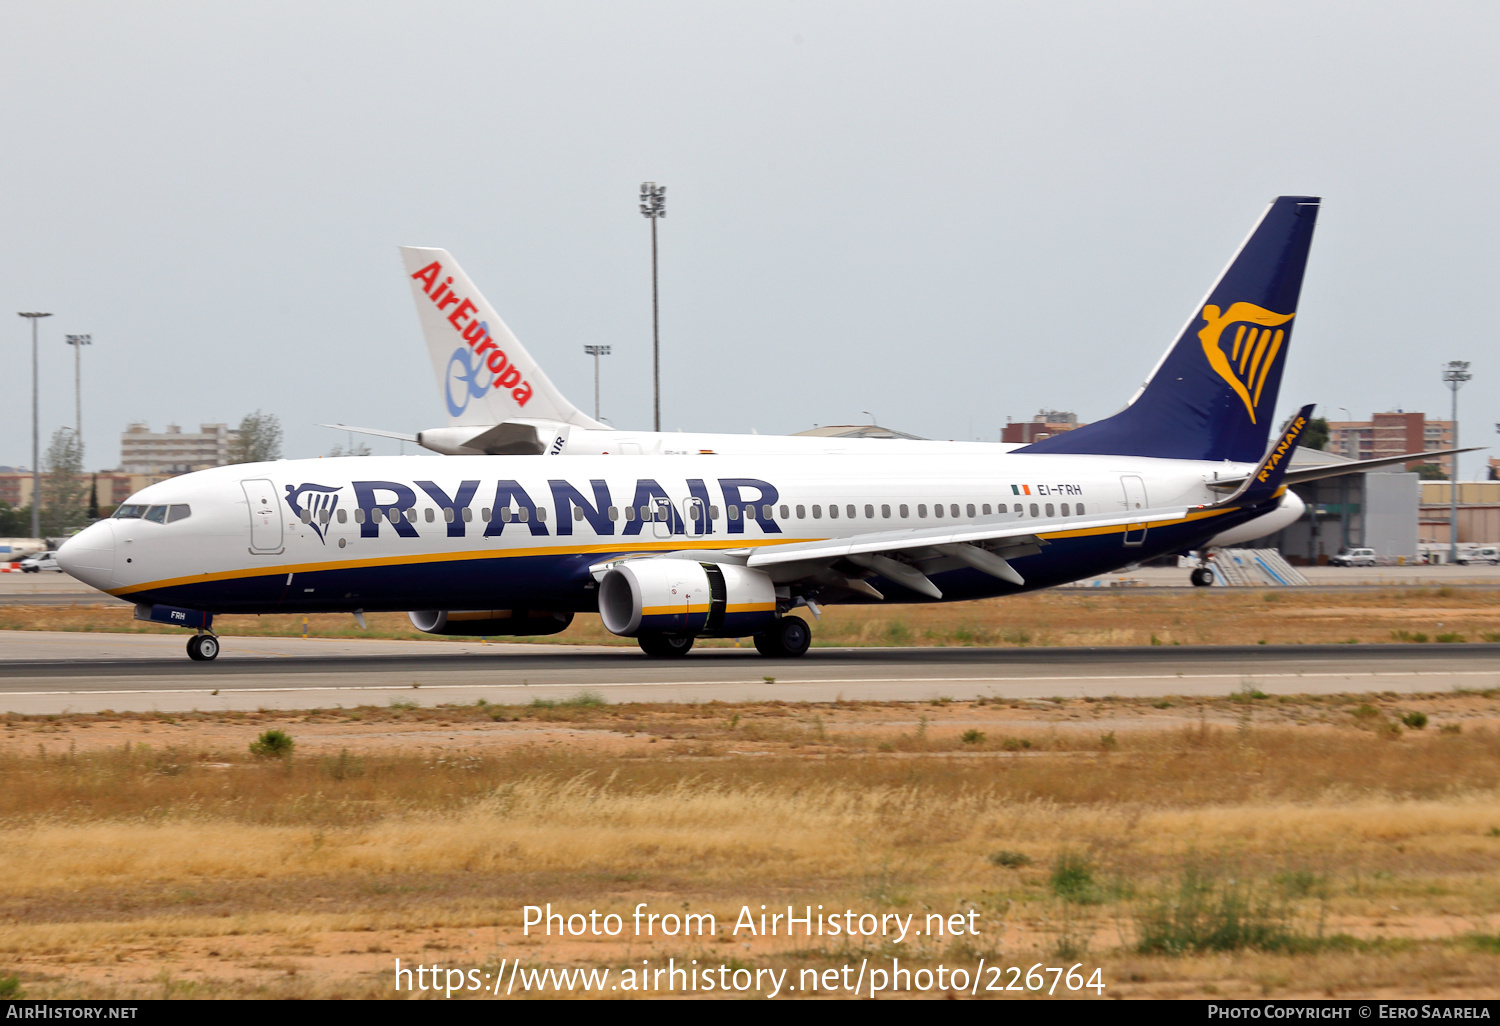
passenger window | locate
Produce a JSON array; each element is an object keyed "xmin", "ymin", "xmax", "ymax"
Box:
[
  {"xmin": 518, "ymin": 508, "xmax": 530, "ymax": 523},
  {"xmin": 481, "ymin": 508, "xmax": 492, "ymax": 522},
  {"xmin": 638, "ymin": 505, "xmax": 651, "ymax": 521},
  {"xmin": 574, "ymin": 506, "xmax": 585, "ymax": 521},
  {"xmin": 982, "ymin": 503, "xmax": 991, "ymax": 516},
  {"xmin": 424, "ymin": 508, "xmax": 435, "ymax": 523},
  {"xmin": 608, "ymin": 506, "xmax": 620, "ymax": 521},
  {"xmin": 728, "ymin": 505, "xmax": 739, "ymax": 521},
  {"xmin": 317, "ymin": 509, "xmax": 329, "ymax": 525},
  {"xmin": 846, "ymin": 505, "xmax": 856, "ymax": 519},
  {"xmin": 388, "ymin": 507, "xmax": 401, "ymax": 522},
  {"xmin": 444, "ymin": 508, "xmax": 455, "ymax": 523},
  {"xmin": 864, "ymin": 504, "xmax": 874, "ymax": 518},
  {"xmin": 500, "ymin": 508, "xmax": 512, "ymax": 523},
  {"xmin": 796, "ymin": 504, "xmax": 806, "ymax": 519},
  {"xmin": 829, "ymin": 505, "xmax": 839, "ymax": 519},
  {"xmin": 534, "ymin": 507, "xmax": 545, "ymax": 522},
  {"xmin": 812, "ymin": 505, "xmax": 822, "ymax": 519},
  {"xmin": 354, "ymin": 508, "xmax": 366, "ymax": 524},
  {"xmin": 1029, "ymin": 503, "xmax": 1039, "ymax": 517},
  {"xmin": 299, "ymin": 509, "xmax": 313, "ymax": 524},
  {"xmin": 338, "ymin": 508, "xmax": 348, "ymax": 523},
  {"xmin": 917, "ymin": 504, "xmax": 927, "ymax": 518},
  {"xmin": 1013, "ymin": 503, "xmax": 1022, "ymax": 514},
  {"xmin": 709, "ymin": 506, "xmax": 720, "ymax": 520},
  {"xmin": 623, "ymin": 507, "xmax": 634, "ymax": 522},
  {"xmin": 899, "ymin": 504, "xmax": 909, "ymax": 518},
  {"xmin": 1061, "ymin": 503, "xmax": 1070, "ymax": 516},
  {"xmin": 143, "ymin": 506, "xmax": 167, "ymax": 523},
  {"xmin": 1045, "ymin": 503, "xmax": 1055, "ymax": 517},
  {"xmin": 881, "ymin": 504, "xmax": 891, "ymax": 518},
  {"xmin": 405, "ymin": 509, "xmax": 417, "ymax": 523},
  {"xmin": 779, "ymin": 504, "xmax": 789, "ymax": 520},
  {"xmin": 371, "ymin": 508, "xmax": 384, "ymax": 524},
  {"xmin": 966, "ymin": 504, "xmax": 975, "ymax": 518},
  {"xmin": 1076, "ymin": 503, "xmax": 1085, "ymax": 515},
  {"xmin": 462, "ymin": 507, "xmax": 474, "ymax": 522},
  {"xmin": 934, "ymin": 504, "xmax": 944, "ymax": 519},
  {"xmin": 761, "ymin": 505, "xmax": 772, "ymax": 520}
]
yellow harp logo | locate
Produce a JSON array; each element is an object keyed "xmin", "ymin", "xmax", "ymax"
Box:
[{"xmin": 1197, "ymin": 302, "xmax": 1295, "ymax": 423}]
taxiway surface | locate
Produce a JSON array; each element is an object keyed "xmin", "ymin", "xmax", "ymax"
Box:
[{"xmin": 3, "ymin": 630, "xmax": 1496, "ymax": 714}]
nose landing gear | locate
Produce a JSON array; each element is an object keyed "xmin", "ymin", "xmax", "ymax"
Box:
[{"xmin": 186, "ymin": 633, "xmax": 220, "ymax": 661}]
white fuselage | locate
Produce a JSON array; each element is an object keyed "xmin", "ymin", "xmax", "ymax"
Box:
[{"xmin": 58, "ymin": 451, "xmax": 1294, "ymax": 615}]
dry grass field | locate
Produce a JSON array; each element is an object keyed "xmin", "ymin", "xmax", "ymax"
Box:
[
  {"xmin": 4, "ymin": 584, "xmax": 1500, "ymax": 648},
  {"xmin": 1, "ymin": 690, "xmax": 1499, "ymax": 999}
]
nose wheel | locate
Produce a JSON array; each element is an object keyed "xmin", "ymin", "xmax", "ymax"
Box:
[{"xmin": 187, "ymin": 634, "xmax": 220, "ymax": 661}]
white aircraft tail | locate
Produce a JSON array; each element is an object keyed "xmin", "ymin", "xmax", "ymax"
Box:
[{"xmin": 399, "ymin": 247, "xmax": 605, "ymax": 430}]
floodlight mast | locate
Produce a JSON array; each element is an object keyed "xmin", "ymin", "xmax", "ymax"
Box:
[
  {"xmin": 1443, "ymin": 360, "xmax": 1472, "ymax": 565},
  {"xmin": 640, "ymin": 182, "xmax": 666, "ymax": 430},
  {"xmin": 583, "ymin": 344, "xmax": 612, "ymax": 421},
  {"xmin": 18, "ymin": 312, "xmax": 53, "ymax": 540},
  {"xmin": 65, "ymin": 334, "xmax": 91, "ymax": 442}
]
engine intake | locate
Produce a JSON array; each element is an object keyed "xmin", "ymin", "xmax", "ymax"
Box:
[
  {"xmin": 408, "ymin": 609, "xmax": 574, "ymax": 636},
  {"xmin": 598, "ymin": 559, "xmax": 777, "ymax": 638}
]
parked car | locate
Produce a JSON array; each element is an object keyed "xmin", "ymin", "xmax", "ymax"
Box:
[
  {"xmin": 1330, "ymin": 547, "xmax": 1377, "ymax": 567},
  {"xmin": 18, "ymin": 551, "xmax": 61, "ymax": 573},
  {"xmin": 1457, "ymin": 546, "xmax": 1500, "ymax": 566}
]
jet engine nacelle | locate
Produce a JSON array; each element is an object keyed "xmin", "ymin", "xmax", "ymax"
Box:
[
  {"xmin": 1205, "ymin": 489, "xmax": 1307, "ymax": 548},
  {"xmin": 408, "ymin": 609, "xmax": 574, "ymax": 636},
  {"xmin": 598, "ymin": 559, "xmax": 778, "ymax": 638}
]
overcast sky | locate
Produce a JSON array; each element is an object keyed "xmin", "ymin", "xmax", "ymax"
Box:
[{"xmin": 2, "ymin": 1, "xmax": 1497, "ymax": 477}]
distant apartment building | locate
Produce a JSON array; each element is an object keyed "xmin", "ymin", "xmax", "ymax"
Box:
[
  {"xmin": 0, "ymin": 470, "xmax": 176, "ymax": 516},
  {"xmin": 1327, "ymin": 411, "xmax": 1455, "ymax": 477},
  {"xmin": 1001, "ymin": 410, "xmax": 1084, "ymax": 445},
  {"xmin": 120, "ymin": 422, "xmax": 239, "ymax": 475}
]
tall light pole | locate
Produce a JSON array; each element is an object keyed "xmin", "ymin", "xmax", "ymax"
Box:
[
  {"xmin": 18, "ymin": 312, "xmax": 52, "ymax": 540},
  {"xmin": 583, "ymin": 344, "xmax": 611, "ymax": 421},
  {"xmin": 64, "ymin": 334, "xmax": 91, "ymax": 442},
  {"xmin": 639, "ymin": 182, "xmax": 666, "ymax": 430},
  {"xmin": 1443, "ymin": 360, "xmax": 1472, "ymax": 565}
]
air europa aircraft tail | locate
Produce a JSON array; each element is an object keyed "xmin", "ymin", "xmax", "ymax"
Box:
[
  {"xmin": 399, "ymin": 247, "xmax": 606, "ymax": 431},
  {"xmin": 1021, "ymin": 196, "xmax": 1320, "ymax": 464}
]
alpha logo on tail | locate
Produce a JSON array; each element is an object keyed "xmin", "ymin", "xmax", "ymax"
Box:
[{"xmin": 1198, "ymin": 302, "xmax": 1295, "ymax": 424}]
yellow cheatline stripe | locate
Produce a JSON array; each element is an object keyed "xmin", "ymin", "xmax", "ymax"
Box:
[
  {"xmin": 641, "ymin": 603, "xmax": 712, "ymax": 615},
  {"xmin": 107, "ymin": 536, "xmax": 815, "ymax": 598},
  {"xmin": 1036, "ymin": 506, "xmax": 1231, "ymax": 541}
]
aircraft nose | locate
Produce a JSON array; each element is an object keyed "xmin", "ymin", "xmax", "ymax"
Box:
[{"xmin": 57, "ymin": 520, "xmax": 117, "ymax": 590}]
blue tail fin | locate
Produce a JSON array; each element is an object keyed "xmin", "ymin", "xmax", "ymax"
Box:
[{"xmin": 1020, "ymin": 196, "xmax": 1320, "ymax": 464}]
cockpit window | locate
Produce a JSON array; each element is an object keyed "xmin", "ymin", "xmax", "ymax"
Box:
[
  {"xmin": 167, "ymin": 504, "xmax": 192, "ymax": 523},
  {"xmin": 143, "ymin": 506, "xmax": 168, "ymax": 524},
  {"xmin": 113, "ymin": 504, "xmax": 146, "ymax": 519}
]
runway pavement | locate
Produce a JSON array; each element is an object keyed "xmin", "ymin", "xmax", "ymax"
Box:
[{"xmin": 3, "ymin": 629, "xmax": 1497, "ymax": 714}]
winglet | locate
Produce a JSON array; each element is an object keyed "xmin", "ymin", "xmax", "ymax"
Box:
[{"xmin": 1210, "ymin": 403, "xmax": 1316, "ymax": 509}]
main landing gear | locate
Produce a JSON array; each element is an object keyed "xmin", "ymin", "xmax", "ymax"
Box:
[
  {"xmin": 754, "ymin": 616, "xmax": 812, "ymax": 658},
  {"xmin": 1189, "ymin": 566, "xmax": 1215, "ymax": 587},
  {"xmin": 638, "ymin": 633, "xmax": 695, "ymax": 658},
  {"xmin": 186, "ymin": 633, "xmax": 220, "ymax": 661}
]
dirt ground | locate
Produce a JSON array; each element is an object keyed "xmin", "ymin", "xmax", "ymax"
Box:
[{"xmin": 2, "ymin": 691, "xmax": 1499, "ymax": 1000}]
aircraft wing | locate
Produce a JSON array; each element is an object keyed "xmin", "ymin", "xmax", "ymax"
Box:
[
  {"xmin": 320, "ymin": 423, "xmax": 419, "ymax": 443},
  {"xmin": 739, "ymin": 506, "xmax": 1194, "ymax": 596},
  {"xmin": 1207, "ymin": 445, "xmax": 1484, "ymax": 490}
]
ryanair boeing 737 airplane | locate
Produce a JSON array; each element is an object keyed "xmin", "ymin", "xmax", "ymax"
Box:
[{"xmin": 57, "ymin": 197, "xmax": 1464, "ymax": 661}]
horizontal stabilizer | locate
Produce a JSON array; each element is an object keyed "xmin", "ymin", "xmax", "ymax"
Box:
[
  {"xmin": 319, "ymin": 423, "xmax": 418, "ymax": 443},
  {"xmin": 1208, "ymin": 445, "xmax": 1486, "ymax": 489}
]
